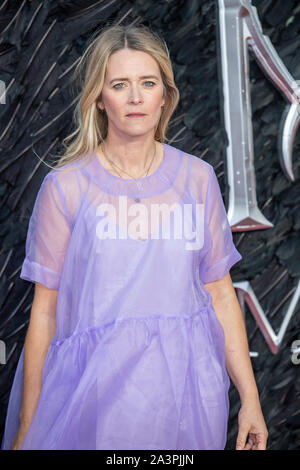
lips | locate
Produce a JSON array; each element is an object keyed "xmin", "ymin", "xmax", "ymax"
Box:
[{"xmin": 126, "ymin": 113, "xmax": 146, "ymax": 116}]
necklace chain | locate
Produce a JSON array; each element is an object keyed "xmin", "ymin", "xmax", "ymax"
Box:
[{"xmin": 100, "ymin": 141, "xmax": 157, "ymax": 181}]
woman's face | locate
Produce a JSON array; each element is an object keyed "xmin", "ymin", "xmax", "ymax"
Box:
[{"xmin": 97, "ymin": 48, "xmax": 165, "ymax": 138}]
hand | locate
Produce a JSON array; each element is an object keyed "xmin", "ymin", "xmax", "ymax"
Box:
[
  {"xmin": 11, "ymin": 425, "xmax": 29, "ymax": 450},
  {"xmin": 236, "ymin": 399, "xmax": 268, "ymax": 450}
]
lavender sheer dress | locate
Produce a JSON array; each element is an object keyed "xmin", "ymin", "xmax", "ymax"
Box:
[{"xmin": 1, "ymin": 142, "xmax": 242, "ymax": 450}]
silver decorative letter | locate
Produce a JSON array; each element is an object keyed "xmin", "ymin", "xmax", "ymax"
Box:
[{"xmin": 218, "ymin": 0, "xmax": 300, "ymax": 231}]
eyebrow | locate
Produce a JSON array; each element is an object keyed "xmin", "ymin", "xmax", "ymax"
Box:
[{"xmin": 109, "ymin": 75, "xmax": 159, "ymax": 84}]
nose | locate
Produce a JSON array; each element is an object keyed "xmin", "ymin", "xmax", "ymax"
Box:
[{"xmin": 129, "ymin": 83, "xmax": 143, "ymax": 104}]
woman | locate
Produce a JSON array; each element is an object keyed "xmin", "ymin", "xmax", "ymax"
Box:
[{"xmin": 2, "ymin": 24, "xmax": 268, "ymax": 450}]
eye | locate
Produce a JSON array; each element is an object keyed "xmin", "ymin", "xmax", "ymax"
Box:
[
  {"xmin": 113, "ymin": 83, "xmax": 124, "ymax": 90},
  {"xmin": 112, "ymin": 81, "xmax": 156, "ymax": 90}
]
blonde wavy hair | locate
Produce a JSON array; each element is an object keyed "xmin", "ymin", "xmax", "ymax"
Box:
[{"xmin": 42, "ymin": 23, "xmax": 180, "ymax": 170}]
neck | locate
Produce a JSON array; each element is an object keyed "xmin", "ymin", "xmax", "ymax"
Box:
[{"xmin": 97, "ymin": 138, "xmax": 162, "ymax": 178}]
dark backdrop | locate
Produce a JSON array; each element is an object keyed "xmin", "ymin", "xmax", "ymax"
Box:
[{"xmin": 0, "ymin": 0, "xmax": 299, "ymax": 450}]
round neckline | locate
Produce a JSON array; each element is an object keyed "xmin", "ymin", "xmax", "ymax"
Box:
[{"xmin": 93, "ymin": 142, "xmax": 167, "ymax": 182}]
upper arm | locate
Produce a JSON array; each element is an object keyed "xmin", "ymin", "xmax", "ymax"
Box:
[
  {"xmin": 199, "ymin": 165, "xmax": 242, "ymax": 284},
  {"xmin": 204, "ymin": 272, "xmax": 237, "ymax": 302},
  {"xmin": 32, "ymin": 282, "xmax": 59, "ymax": 321},
  {"xmin": 20, "ymin": 173, "xmax": 73, "ymax": 290}
]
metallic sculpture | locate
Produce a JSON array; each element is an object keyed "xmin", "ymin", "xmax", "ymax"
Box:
[{"xmin": 218, "ymin": 0, "xmax": 300, "ymax": 354}]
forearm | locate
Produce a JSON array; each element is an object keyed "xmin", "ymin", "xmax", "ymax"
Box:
[
  {"xmin": 210, "ymin": 290, "xmax": 259, "ymax": 405},
  {"xmin": 19, "ymin": 310, "xmax": 56, "ymax": 427}
]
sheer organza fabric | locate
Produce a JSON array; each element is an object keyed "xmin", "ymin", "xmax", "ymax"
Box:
[{"xmin": 2, "ymin": 143, "xmax": 242, "ymax": 450}]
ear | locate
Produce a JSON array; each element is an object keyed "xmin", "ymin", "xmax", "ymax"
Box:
[{"xmin": 97, "ymin": 99, "xmax": 104, "ymax": 111}]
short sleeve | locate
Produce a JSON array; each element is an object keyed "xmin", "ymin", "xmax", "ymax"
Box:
[
  {"xmin": 20, "ymin": 173, "xmax": 72, "ymax": 290},
  {"xmin": 199, "ymin": 165, "xmax": 242, "ymax": 284}
]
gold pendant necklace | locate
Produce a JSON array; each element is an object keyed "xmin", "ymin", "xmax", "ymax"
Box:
[{"xmin": 100, "ymin": 142, "xmax": 157, "ymax": 203}]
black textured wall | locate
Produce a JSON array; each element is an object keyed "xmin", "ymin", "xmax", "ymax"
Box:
[{"xmin": 0, "ymin": 0, "xmax": 299, "ymax": 450}]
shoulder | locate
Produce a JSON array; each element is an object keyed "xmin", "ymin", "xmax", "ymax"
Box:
[
  {"xmin": 166, "ymin": 143, "xmax": 215, "ymax": 202},
  {"xmin": 43, "ymin": 155, "xmax": 89, "ymax": 196},
  {"xmin": 46, "ymin": 161, "xmax": 77, "ymax": 185},
  {"xmin": 166, "ymin": 143, "xmax": 213, "ymax": 182},
  {"xmin": 40, "ymin": 157, "xmax": 88, "ymax": 221}
]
